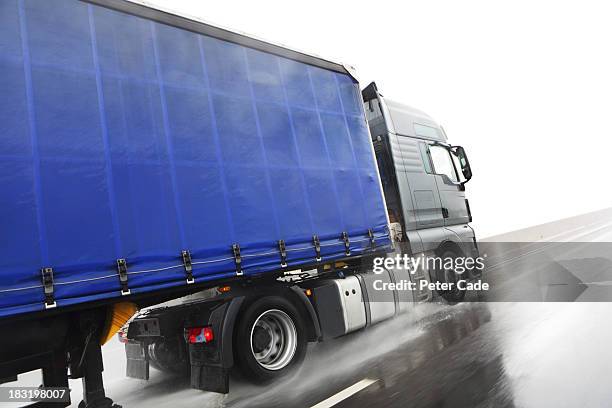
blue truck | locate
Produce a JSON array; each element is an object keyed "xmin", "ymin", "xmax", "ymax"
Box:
[{"xmin": 0, "ymin": 1, "xmax": 476, "ymax": 407}]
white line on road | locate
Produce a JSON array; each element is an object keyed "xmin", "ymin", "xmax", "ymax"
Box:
[{"xmin": 310, "ymin": 378, "xmax": 378, "ymax": 408}]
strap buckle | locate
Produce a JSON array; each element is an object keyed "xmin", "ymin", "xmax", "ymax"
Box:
[
  {"xmin": 341, "ymin": 232, "xmax": 351, "ymax": 256},
  {"xmin": 116, "ymin": 259, "xmax": 130, "ymax": 295},
  {"xmin": 278, "ymin": 240, "xmax": 288, "ymax": 268},
  {"xmin": 313, "ymin": 235, "xmax": 322, "ymax": 262},
  {"xmin": 368, "ymin": 228, "xmax": 376, "ymax": 249},
  {"xmin": 182, "ymin": 250, "xmax": 195, "ymax": 284},
  {"xmin": 232, "ymin": 244, "xmax": 243, "ymax": 276},
  {"xmin": 41, "ymin": 267, "xmax": 56, "ymax": 309}
]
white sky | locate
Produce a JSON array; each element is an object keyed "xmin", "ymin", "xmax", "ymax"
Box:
[{"xmin": 149, "ymin": 0, "xmax": 612, "ymax": 237}]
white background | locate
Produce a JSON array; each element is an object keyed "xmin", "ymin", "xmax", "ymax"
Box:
[{"xmin": 148, "ymin": 0, "xmax": 612, "ymax": 237}]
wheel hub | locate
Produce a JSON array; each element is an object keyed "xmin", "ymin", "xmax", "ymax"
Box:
[
  {"xmin": 252, "ymin": 326, "xmax": 272, "ymax": 353},
  {"xmin": 249, "ymin": 309, "xmax": 297, "ymax": 371}
]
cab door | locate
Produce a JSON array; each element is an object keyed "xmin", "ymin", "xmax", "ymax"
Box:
[
  {"xmin": 426, "ymin": 144, "xmax": 470, "ymax": 226},
  {"xmin": 394, "ymin": 135, "xmax": 445, "ymax": 230}
]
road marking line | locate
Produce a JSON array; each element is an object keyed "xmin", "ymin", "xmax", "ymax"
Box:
[{"xmin": 310, "ymin": 378, "xmax": 378, "ymax": 408}]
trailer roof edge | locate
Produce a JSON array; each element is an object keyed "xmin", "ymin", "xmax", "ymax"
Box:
[{"xmin": 81, "ymin": 0, "xmax": 355, "ymax": 79}]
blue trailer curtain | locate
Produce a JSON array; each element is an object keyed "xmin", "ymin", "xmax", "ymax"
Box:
[{"xmin": 0, "ymin": 0, "xmax": 391, "ymax": 317}]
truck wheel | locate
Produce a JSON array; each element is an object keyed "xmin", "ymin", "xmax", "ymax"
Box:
[
  {"xmin": 435, "ymin": 249, "xmax": 466, "ymax": 304},
  {"xmin": 147, "ymin": 338, "xmax": 188, "ymax": 374},
  {"xmin": 234, "ymin": 296, "xmax": 307, "ymax": 383}
]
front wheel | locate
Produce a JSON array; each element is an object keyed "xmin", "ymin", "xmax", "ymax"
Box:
[
  {"xmin": 234, "ymin": 296, "xmax": 307, "ymax": 383},
  {"xmin": 434, "ymin": 249, "xmax": 467, "ymax": 304}
]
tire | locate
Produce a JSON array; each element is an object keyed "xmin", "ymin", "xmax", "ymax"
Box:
[
  {"xmin": 234, "ymin": 296, "xmax": 307, "ymax": 383},
  {"xmin": 434, "ymin": 248, "xmax": 467, "ymax": 304},
  {"xmin": 147, "ymin": 337, "xmax": 188, "ymax": 375}
]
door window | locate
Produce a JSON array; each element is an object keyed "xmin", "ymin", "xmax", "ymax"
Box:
[{"xmin": 429, "ymin": 145, "xmax": 458, "ymax": 182}]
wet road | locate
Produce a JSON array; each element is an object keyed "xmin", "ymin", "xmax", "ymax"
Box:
[
  {"xmin": 91, "ymin": 301, "xmax": 612, "ymax": 408},
  {"xmin": 12, "ymin": 210, "xmax": 612, "ymax": 407}
]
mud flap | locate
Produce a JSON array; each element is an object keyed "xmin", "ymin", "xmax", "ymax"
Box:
[
  {"xmin": 125, "ymin": 341, "xmax": 149, "ymax": 380},
  {"xmin": 186, "ymin": 298, "xmax": 243, "ymax": 394},
  {"xmin": 190, "ymin": 363, "xmax": 229, "ymax": 394},
  {"xmin": 187, "ymin": 306, "xmax": 229, "ymax": 394}
]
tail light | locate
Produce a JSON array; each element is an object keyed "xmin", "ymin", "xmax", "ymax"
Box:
[
  {"xmin": 187, "ymin": 326, "xmax": 214, "ymax": 344},
  {"xmin": 117, "ymin": 327, "xmax": 128, "ymax": 344}
]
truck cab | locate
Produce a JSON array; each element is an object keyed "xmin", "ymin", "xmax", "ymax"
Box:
[{"xmin": 362, "ymin": 82, "xmax": 478, "ymax": 281}]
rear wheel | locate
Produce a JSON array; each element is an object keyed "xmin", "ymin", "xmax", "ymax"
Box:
[{"xmin": 234, "ymin": 296, "xmax": 307, "ymax": 383}]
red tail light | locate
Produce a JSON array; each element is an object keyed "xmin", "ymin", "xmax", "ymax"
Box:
[
  {"xmin": 187, "ymin": 326, "xmax": 214, "ymax": 344},
  {"xmin": 117, "ymin": 327, "xmax": 128, "ymax": 344}
]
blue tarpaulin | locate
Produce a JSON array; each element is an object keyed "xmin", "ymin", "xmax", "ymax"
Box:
[{"xmin": 0, "ymin": 0, "xmax": 391, "ymax": 318}]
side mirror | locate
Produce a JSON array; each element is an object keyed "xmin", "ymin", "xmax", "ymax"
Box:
[{"xmin": 451, "ymin": 146, "xmax": 472, "ymax": 183}]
